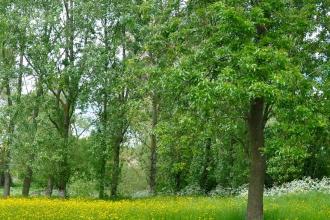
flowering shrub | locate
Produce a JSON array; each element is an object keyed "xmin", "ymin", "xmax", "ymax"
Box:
[
  {"xmin": 264, "ymin": 177, "xmax": 330, "ymax": 196},
  {"xmin": 131, "ymin": 190, "xmax": 151, "ymax": 199},
  {"xmin": 208, "ymin": 177, "xmax": 330, "ymax": 197},
  {"xmin": 177, "ymin": 184, "xmax": 203, "ymax": 196}
]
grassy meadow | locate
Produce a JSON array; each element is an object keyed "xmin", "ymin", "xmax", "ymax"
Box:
[{"xmin": 0, "ymin": 192, "xmax": 328, "ymax": 220}]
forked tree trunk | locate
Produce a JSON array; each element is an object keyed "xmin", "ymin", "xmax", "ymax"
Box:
[
  {"xmin": 247, "ymin": 97, "xmax": 266, "ymax": 220},
  {"xmin": 149, "ymin": 93, "xmax": 158, "ymax": 195}
]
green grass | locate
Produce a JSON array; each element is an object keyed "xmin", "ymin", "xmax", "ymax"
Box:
[
  {"xmin": 0, "ymin": 192, "xmax": 328, "ymax": 219},
  {"xmin": 264, "ymin": 192, "xmax": 330, "ymax": 220}
]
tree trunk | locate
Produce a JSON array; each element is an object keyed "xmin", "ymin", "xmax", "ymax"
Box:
[
  {"xmin": 3, "ymin": 48, "xmax": 24, "ymax": 198},
  {"xmin": 175, "ymin": 172, "xmax": 182, "ymax": 193},
  {"xmin": 98, "ymin": 155, "xmax": 106, "ymax": 199},
  {"xmin": 3, "ymin": 76, "xmax": 14, "ymax": 198},
  {"xmin": 22, "ymin": 166, "xmax": 33, "ymax": 197},
  {"xmin": 110, "ymin": 137, "xmax": 122, "ymax": 198},
  {"xmin": 200, "ymin": 137, "xmax": 212, "ymax": 193},
  {"xmin": 98, "ymin": 131, "xmax": 107, "ymax": 199},
  {"xmin": 3, "ymin": 170, "xmax": 11, "ymax": 197},
  {"xmin": 0, "ymin": 172, "xmax": 4, "ymax": 186},
  {"xmin": 58, "ymin": 153, "xmax": 69, "ymax": 198},
  {"xmin": 246, "ymin": 97, "xmax": 266, "ymax": 220},
  {"xmin": 149, "ymin": 93, "xmax": 158, "ymax": 195},
  {"xmin": 45, "ymin": 176, "xmax": 54, "ymax": 197},
  {"xmin": 99, "ymin": 93, "xmax": 108, "ymax": 199},
  {"xmin": 22, "ymin": 75, "xmax": 43, "ymax": 197}
]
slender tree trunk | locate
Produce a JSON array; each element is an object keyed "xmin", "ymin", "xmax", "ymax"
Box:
[
  {"xmin": 98, "ymin": 129, "xmax": 107, "ymax": 199},
  {"xmin": 200, "ymin": 137, "xmax": 212, "ymax": 193},
  {"xmin": 57, "ymin": 0, "xmax": 74, "ymax": 198},
  {"xmin": 22, "ymin": 76, "xmax": 43, "ymax": 197},
  {"xmin": 3, "ymin": 77, "xmax": 14, "ymax": 198},
  {"xmin": 98, "ymin": 121, "xmax": 107, "ymax": 199},
  {"xmin": 247, "ymin": 97, "xmax": 266, "ymax": 220},
  {"xmin": 175, "ymin": 172, "xmax": 182, "ymax": 193},
  {"xmin": 109, "ymin": 23, "xmax": 127, "ymax": 198},
  {"xmin": 98, "ymin": 18, "xmax": 110, "ymax": 200},
  {"xmin": 110, "ymin": 136, "xmax": 122, "ymax": 198},
  {"xmin": 98, "ymin": 155, "xmax": 106, "ymax": 199},
  {"xmin": 149, "ymin": 93, "xmax": 158, "ymax": 195},
  {"xmin": 2, "ymin": 48, "xmax": 23, "ymax": 198},
  {"xmin": 0, "ymin": 172, "xmax": 4, "ymax": 186},
  {"xmin": 45, "ymin": 176, "xmax": 54, "ymax": 197}
]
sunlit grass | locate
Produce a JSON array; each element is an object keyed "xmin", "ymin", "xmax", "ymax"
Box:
[{"xmin": 0, "ymin": 192, "xmax": 328, "ymax": 219}]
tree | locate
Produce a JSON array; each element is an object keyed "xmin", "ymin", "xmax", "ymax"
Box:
[{"xmin": 166, "ymin": 0, "xmax": 326, "ymax": 219}]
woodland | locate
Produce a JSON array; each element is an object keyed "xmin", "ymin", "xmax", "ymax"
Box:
[{"xmin": 0, "ymin": 1, "xmax": 329, "ymax": 220}]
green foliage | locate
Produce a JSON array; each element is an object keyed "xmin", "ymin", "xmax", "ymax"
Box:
[{"xmin": 0, "ymin": 0, "xmax": 328, "ymax": 206}]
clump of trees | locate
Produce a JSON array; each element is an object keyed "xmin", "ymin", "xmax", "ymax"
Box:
[{"xmin": 0, "ymin": 0, "xmax": 329, "ymax": 219}]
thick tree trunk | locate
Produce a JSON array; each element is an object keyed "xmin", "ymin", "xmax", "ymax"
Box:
[
  {"xmin": 247, "ymin": 98, "xmax": 266, "ymax": 220},
  {"xmin": 45, "ymin": 176, "xmax": 54, "ymax": 197},
  {"xmin": 149, "ymin": 94, "xmax": 158, "ymax": 195},
  {"xmin": 22, "ymin": 166, "xmax": 33, "ymax": 197}
]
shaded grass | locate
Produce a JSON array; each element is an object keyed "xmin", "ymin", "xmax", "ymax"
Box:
[{"xmin": 0, "ymin": 192, "xmax": 328, "ymax": 219}]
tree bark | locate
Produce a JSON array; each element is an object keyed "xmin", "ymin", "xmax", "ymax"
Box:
[
  {"xmin": 110, "ymin": 136, "xmax": 122, "ymax": 198},
  {"xmin": 98, "ymin": 155, "xmax": 106, "ymax": 199},
  {"xmin": 22, "ymin": 75, "xmax": 43, "ymax": 197},
  {"xmin": 200, "ymin": 137, "xmax": 212, "ymax": 193},
  {"xmin": 58, "ymin": 139, "xmax": 69, "ymax": 198},
  {"xmin": 149, "ymin": 93, "xmax": 158, "ymax": 195},
  {"xmin": 3, "ymin": 75, "xmax": 14, "ymax": 198},
  {"xmin": 98, "ymin": 115, "xmax": 107, "ymax": 199},
  {"xmin": 247, "ymin": 97, "xmax": 266, "ymax": 220},
  {"xmin": 3, "ymin": 171, "xmax": 11, "ymax": 197},
  {"xmin": 98, "ymin": 18, "xmax": 110, "ymax": 200},
  {"xmin": 57, "ymin": 115, "xmax": 70, "ymax": 198},
  {"xmin": 109, "ymin": 23, "xmax": 127, "ymax": 198},
  {"xmin": 45, "ymin": 176, "xmax": 54, "ymax": 197},
  {"xmin": 22, "ymin": 167, "xmax": 33, "ymax": 197}
]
